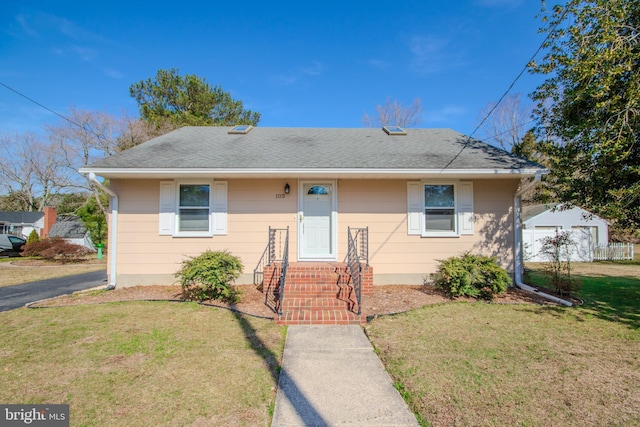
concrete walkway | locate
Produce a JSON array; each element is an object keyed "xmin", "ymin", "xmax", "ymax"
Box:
[{"xmin": 271, "ymin": 325, "xmax": 419, "ymax": 426}]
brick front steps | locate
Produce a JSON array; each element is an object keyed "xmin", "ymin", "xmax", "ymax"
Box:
[{"xmin": 263, "ymin": 262, "xmax": 372, "ymax": 325}]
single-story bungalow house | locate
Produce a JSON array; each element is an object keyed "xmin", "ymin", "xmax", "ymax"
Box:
[
  {"xmin": 0, "ymin": 207, "xmax": 57, "ymax": 239},
  {"xmin": 80, "ymin": 126, "xmax": 547, "ymax": 298},
  {"xmin": 522, "ymin": 204, "xmax": 609, "ymax": 262}
]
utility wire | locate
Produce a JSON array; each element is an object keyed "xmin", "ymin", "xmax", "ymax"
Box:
[
  {"xmin": 0, "ymin": 81, "xmax": 110, "ymax": 144},
  {"xmin": 477, "ymin": 117, "xmax": 538, "ymax": 146},
  {"xmin": 442, "ymin": 7, "xmax": 567, "ymax": 170}
]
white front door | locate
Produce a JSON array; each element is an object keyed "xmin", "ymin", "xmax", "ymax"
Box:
[{"xmin": 299, "ymin": 181, "xmax": 336, "ymax": 259}]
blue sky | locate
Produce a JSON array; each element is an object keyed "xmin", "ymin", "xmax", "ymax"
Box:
[{"xmin": 1, "ymin": 0, "xmax": 547, "ymax": 138}]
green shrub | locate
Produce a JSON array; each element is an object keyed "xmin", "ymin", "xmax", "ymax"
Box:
[
  {"xmin": 175, "ymin": 250, "xmax": 243, "ymax": 302},
  {"xmin": 432, "ymin": 252, "xmax": 511, "ymax": 300},
  {"xmin": 26, "ymin": 229, "xmax": 40, "ymax": 245},
  {"xmin": 22, "ymin": 237, "xmax": 90, "ymax": 264}
]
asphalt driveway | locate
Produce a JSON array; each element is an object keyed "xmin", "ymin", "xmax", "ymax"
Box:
[{"xmin": 0, "ymin": 270, "xmax": 107, "ymax": 312}]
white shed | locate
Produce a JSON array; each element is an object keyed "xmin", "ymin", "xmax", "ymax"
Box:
[{"xmin": 522, "ymin": 204, "xmax": 609, "ymax": 262}]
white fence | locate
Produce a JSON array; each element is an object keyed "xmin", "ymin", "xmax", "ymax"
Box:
[
  {"xmin": 592, "ymin": 243, "xmax": 635, "ymax": 261},
  {"xmin": 523, "ymin": 229, "xmax": 635, "ymax": 262}
]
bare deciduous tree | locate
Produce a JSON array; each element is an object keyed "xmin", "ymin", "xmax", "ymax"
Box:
[
  {"xmin": 45, "ymin": 107, "xmax": 128, "ymax": 216},
  {"xmin": 0, "ymin": 132, "xmax": 72, "ymax": 211},
  {"xmin": 478, "ymin": 93, "xmax": 533, "ymax": 152},
  {"xmin": 116, "ymin": 112, "xmax": 174, "ymax": 151},
  {"xmin": 1, "ymin": 107, "xmax": 159, "ymax": 214},
  {"xmin": 363, "ymin": 97, "xmax": 423, "ymax": 128},
  {"xmin": 46, "ymin": 107, "xmax": 121, "ymax": 177}
]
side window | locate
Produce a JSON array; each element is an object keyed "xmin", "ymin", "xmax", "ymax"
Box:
[
  {"xmin": 159, "ymin": 180, "xmax": 227, "ymax": 237},
  {"xmin": 178, "ymin": 184, "xmax": 211, "ymax": 233},
  {"xmin": 407, "ymin": 181, "xmax": 474, "ymax": 237},
  {"xmin": 424, "ymin": 184, "xmax": 456, "ymax": 234}
]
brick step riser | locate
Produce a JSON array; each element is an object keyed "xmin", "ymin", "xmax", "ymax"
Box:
[
  {"xmin": 281, "ymin": 292, "xmax": 346, "ymax": 299},
  {"xmin": 282, "ymin": 284, "xmax": 347, "ymax": 291},
  {"xmin": 281, "ymin": 300, "xmax": 356, "ymax": 310},
  {"xmin": 275, "ymin": 310, "xmax": 365, "ymax": 325},
  {"xmin": 285, "ymin": 269, "xmax": 348, "ymax": 275},
  {"xmin": 285, "ymin": 283, "xmax": 346, "ymax": 288},
  {"xmin": 281, "ymin": 293, "xmax": 353, "ymax": 300},
  {"xmin": 276, "ymin": 320, "xmax": 363, "ymax": 325},
  {"xmin": 285, "ymin": 275, "xmax": 345, "ymax": 281}
]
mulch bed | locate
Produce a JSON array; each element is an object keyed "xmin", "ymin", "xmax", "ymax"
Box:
[{"xmin": 29, "ymin": 283, "xmax": 561, "ymax": 319}]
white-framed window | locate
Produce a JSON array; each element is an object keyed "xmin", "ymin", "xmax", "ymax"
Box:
[
  {"xmin": 159, "ymin": 180, "xmax": 227, "ymax": 237},
  {"xmin": 424, "ymin": 184, "xmax": 457, "ymax": 235},
  {"xmin": 177, "ymin": 183, "xmax": 211, "ymax": 234},
  {"xmin": 407, "ymin": 180, "xmax": 473, "ymax": 237}
]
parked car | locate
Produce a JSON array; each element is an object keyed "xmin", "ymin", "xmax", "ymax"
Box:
[{"xmin": 0, "ymin": 234, "xmax": 26, "ymax": 257}]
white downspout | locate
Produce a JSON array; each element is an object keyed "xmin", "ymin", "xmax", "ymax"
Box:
[
  {"xmin": 513, "ymin": 171, "xmax": 573, "ymax": 307},
  {"xmin": 87, "ymin": 173, "xmax": 118, "ymax": 290}
]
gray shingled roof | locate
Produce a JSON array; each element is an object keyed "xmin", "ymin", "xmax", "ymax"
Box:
[
  {"xmin": 522, "ymin": 204, "xmax": 558, "ymax": 222},
  {"xmin": 83, "ymin": 127, "xmax": 543, "ymax": 176},
  {"xmin": 0, "ymin": 212, "xmax": 44, "ymax": 224},
  {"xmin": 48, "ymin": 221, "xmax": 88, "ymax": 239}
]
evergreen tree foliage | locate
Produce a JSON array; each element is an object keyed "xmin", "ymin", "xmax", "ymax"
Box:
[
  {"xmin": 26, "ymin": 229, "xmax": 40, "ymax": 245},
  {"xmin": 129, "ymin": 68, "xmax": 260, "ymax": 129},
  {"xmin": 529, "ymin": 0, "xmax": 640, "ymax": 229},
  {"xmin": 76, "ymin": 193, "xmax": 108, "ymax": 246}
]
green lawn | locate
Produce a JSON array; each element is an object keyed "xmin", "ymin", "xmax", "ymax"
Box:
[
  {"xmin": 365, "ymin": 267, "xmax": 640, "ymax": 426},
  {"xmin": 0, "ymin": 302, "xmax": 285, "ymax": 426},
  {"xmin": 525, "ymin": 262, "xmax": 640, "ymax": 329},
  {"xmin": 2, "ymin": 261, "xmax": 639, "ymax": 426}
]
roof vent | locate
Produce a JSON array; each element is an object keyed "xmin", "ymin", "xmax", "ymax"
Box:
[
  {"xmin": 382, "ymin": 126, "xmax": 406, "ymax": 135},
  {"xmin": 229, "ymin": 125, "xmax": 253, "ymax": 134}
]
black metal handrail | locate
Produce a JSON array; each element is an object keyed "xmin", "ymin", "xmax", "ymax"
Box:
[
  {"xmin": 253, "ymin": 243, "xmax": 269, "ymax": 285},
  {"xmin": 350, "ymin": 226, "xmax": 369, "ymax": 266},
  {"xmin": 347, "ymin": 227, "xmax": 368, "ymax": 315},
  {"xmin": 277, "ymin": 227, "xmax": 290, "ymax": 316},
  {"xmin": 253, "ymin": 226, "xmax": 289, "ymax": 285}
]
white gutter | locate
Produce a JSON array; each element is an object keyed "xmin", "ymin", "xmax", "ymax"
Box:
[
  {"xmin": 78, "ymin": 167, "xmax": 545, "ymax": 180},
  {"xmin": 87, "ymin": 173, "xmax": 118, "ymax": 290},
  {"xmin": 513, "ymin": 171, "xmax": 572, "ymax": 306}
]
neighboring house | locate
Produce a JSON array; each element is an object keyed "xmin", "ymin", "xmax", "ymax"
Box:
[
  {"xmin": 48, "ymin": 216, "xmax": 96, "ymax": 251},
  {"xmin": 522, "ymin": 204, "xmax": 609, "ymax": 262},
  {"xmin": 0, "ymin": 207, "xmax": 56, "ymax": 239},
  {"xmin": 80, "ymin": 126, "xmax": 546, "ymax": 288}
]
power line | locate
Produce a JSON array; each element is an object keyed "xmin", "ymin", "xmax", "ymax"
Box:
[
  {"xmin": 0, "ymin": 81, "xmax": 110, "ymax": 143},
  {"xmin": 477, "ymin": 117, "xmax": 538, "ymax": 146},
  {"xmin": 442, "ymin": 7, "xmax": 567, "ymax": 170},
  {"xmin": 469, "ymin": 8, "xmax": 565, "ymax": 140}
]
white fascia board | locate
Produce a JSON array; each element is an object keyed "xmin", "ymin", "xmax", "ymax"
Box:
[{"xmin": 80, "ymin": 167, "xmax": 549, "ymax": 179}]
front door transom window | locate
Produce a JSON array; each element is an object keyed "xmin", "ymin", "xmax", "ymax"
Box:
[{"xmin": 307, "ymin": 185, "xmax": 329, "ymax": 195}]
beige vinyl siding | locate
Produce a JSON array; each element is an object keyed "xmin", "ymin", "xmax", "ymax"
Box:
[
  {"xmin": 110, "ymin": 179, "xmax": 299, "ymax": 286},
  {"xmin": 337, "ymin": 179, "xmax": 517, "ymax": 283},
  {"xmin": 108, "ymin": 177, "xmax": 519, "ymax": 287}
]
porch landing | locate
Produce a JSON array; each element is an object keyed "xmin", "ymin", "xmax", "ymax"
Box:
[{"xmin": 263, "ymin": 262, "xmax": 373, "ymax": 325}]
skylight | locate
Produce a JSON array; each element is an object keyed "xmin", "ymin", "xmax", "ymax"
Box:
[
  {"xmin": 382, "ymin": 126, "xmax": 407, "ymax": 135},
  {"xmin": 228, "ymin": 125, "xmax": 253, "ymax": 134}
]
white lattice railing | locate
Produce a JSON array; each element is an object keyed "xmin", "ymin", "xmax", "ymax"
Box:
[{"xmin": 592, "ymin": 243, "xmax": 635, "ymax": 261}]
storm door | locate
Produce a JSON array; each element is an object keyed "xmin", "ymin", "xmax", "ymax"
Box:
[{"xmin": 299, "ymin": 182, "xmax": 336, "ymax": 259}]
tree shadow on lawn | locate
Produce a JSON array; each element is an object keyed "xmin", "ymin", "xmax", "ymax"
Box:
[
  {"xmin": 577, "ymin": 275, "xmax": 640, "ymax": 329},
  {"xmin": 225, "ymin": 305, "xmax": 331, "ymax": 425},
  {"xmin": 516, "ymin": 274, "xmax": 640, "ymax": 330}
]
